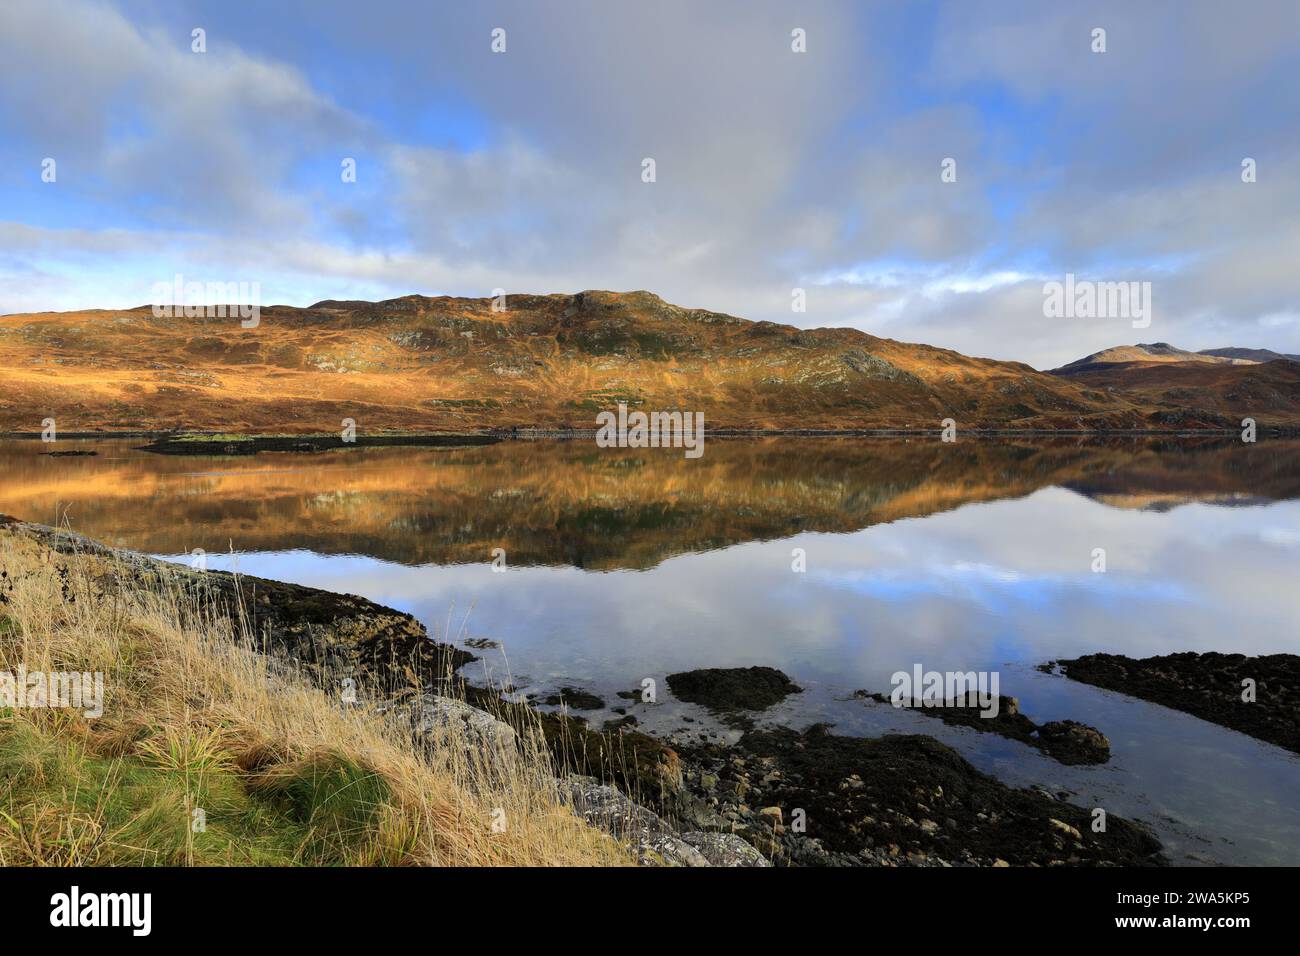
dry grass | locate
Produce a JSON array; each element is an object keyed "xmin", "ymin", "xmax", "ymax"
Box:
[{"xmin": 0, "ymin": 531, "xmax": 632, "ymax": 866}]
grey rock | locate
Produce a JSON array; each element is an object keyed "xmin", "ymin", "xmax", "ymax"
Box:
[
  {"xmin": 681, "ymin": 831, "xmax": 772, "ymax": 867},
  {"xmin": 383, "ymin": 694, "xmax": 518, "ymax": 768},
  {"xmin": 559, "ymin": 776, "xmax": 709, "ymax": 867}
]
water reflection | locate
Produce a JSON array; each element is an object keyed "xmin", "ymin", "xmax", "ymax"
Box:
[
  {"xmin": 2, "ymin": 436, "xmax": 1298, "ymax": 569},
  {"xmin": 2, "ymin": 436, "xmax": 1299, "ymax": 864}
]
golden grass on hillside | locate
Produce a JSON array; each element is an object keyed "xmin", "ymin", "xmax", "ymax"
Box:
[
  {"xmin": 0, "ymin": 532, "xmax": 632, "ymax": 866},
  {"xmin": 0, "ymin": 291, "xmax": 1188, "ymax": 433}
]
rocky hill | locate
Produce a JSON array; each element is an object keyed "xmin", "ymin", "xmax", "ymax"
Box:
[{"xmin": 1, "ymin": 291, "xmax": 1295, "ymax": 432}]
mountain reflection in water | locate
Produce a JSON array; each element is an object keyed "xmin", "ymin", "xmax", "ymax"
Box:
[{"xmin": 2, "ymin": 436, "xmax": 1297, "ymax": 569}]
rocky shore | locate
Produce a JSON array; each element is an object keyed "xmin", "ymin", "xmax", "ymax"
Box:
[
  {"xmin": 1045, "ymin": 651, "xmax": 1300, "ymax": 756},
  {"xmin": 5, "ymin": 517, "xmax": 473, "ymax": 695},
  {"xmin": 857, "ymin": 691, "xmax": 1111, "ymax": 765},
  {"xmin": 467, "ymin": 665, "xmax": 1164, "ymax": 867},
  {"xmin": 0, "ymin": 517, "xmax": 1170, "ymax": 866},
  {"xmin": 667, "ymin": 724, "xmax": 1160, "ymax": 866}
]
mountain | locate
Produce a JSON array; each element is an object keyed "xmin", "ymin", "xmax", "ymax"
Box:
[
  {"xmin": 1049, "ymin": 342, "xmax": 1300, "ymax": 427},
  {"xmin": 0, "ymin": 291, "xmax": 1295, "ymax": 432},
  {"xmin": 1199, "ymin": 347, "xmax": 1300, "ymax": 364},
  {"xmin": 1051, "ymin": 342, "xmax": 1253, "ymax": 374}
]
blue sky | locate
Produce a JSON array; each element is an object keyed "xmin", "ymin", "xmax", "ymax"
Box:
[{"xmin": 1, "ymin": 0, "xmax": 1298, "ymax": 368}]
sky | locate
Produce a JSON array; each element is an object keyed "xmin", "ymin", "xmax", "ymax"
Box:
[{"xmin": 0, "ymin": 0, "xmax": 1297, "ymax": 369}]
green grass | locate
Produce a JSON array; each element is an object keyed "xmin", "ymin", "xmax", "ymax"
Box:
[
  {"xmin": 0, "ymin": 721, "xmax": 392, "ymax": 866},
  {"xmin": 248, "ymin": 752, "xmax": 395, "ymax": 865}
]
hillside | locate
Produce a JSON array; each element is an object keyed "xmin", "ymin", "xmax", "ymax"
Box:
[
  {"xmin": 1, "ymin": 291, "xmax": 1296, "ymax": 432},
  {"xmin": 0, "ymin": 291, "xmax": 1158, "ymax": 433},
  {"xmin": 1050, "ymin": 342, "xmax": 1300, "ymax": 427}
]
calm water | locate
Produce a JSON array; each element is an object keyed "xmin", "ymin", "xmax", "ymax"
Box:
[{"xmin": 3, "ymin": 436, "xmax": 1299, "ymax": 865}]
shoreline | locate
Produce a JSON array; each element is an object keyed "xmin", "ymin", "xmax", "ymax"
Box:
[
  {"xmin": 3, "ymin": 425, "xmax": 1296, "ymax": 447},
  {"xmin": 0, "ymin": 516, "xmax": 1173, "ymax": 866}
]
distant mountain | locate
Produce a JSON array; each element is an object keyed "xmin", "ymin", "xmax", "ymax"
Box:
[
  {"xmin": 1051, "ymin": 343, "xmax": 1253, "ymax": 374},
  {"xmin": 1199, "ymin": 347, "xmax": 1300, "ymax": 364},
  {"xmin": 1048, "ymin": 342, "xmax": 1300, "ymax": 427},
  {"xmin": 1, "ymin": 292, "xmax": 1296, "ymax": 432}
]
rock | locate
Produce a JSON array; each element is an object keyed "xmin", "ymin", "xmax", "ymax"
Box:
[
  {"xmin": 722, "ymin": 778, "xmax": 748, "ymax": 799},
  {"xmin": 670, "ymin": 723, "xmax": 1165, "ymax": 867},
  {"xmin": 1048, "ymin": 818, "xmax": 1083, "ymax": 841},
  {"xmin": 559, "ymin": 776, "xmax": 708, "ymax": 866},
  {"xmin": 758, "ymin": 806, "xmax": 783, "ymax": 827},
  {"xmin": 465, "ymin": 688, "xmax": 684, "ymax": 803},
  {"xmin": 1037, "ymin": 720, "xmax": 1111, "ymax": 765},
  {"xmin": 640, "ymin": 834, "xmax": 709, "ymax": 867},
  {"xmin": 665, "ymin": 666, "xmax": 802, "ymax": 712},
  {"xmin": 681, "ymin": 831, "xmax": 772, "ymax": 867},
  {"xmin": 865, "ymin": 687, "xmax": 1110, "ymax": 767},
  {"xmin": 386, "ymin": 694, "xmax": 518, "ymax": 763},
  {"xmin": 1052, "ymin": 650, "xmax": 1300, "ymax": 756},
  {"xmin": 541, "ymin": 686, "xmax": 605, "ymax": 710}
]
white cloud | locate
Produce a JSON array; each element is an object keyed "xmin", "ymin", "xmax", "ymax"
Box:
[{"xmin": 1, "ymin": 0, "xmax": 1297, "ymax": 366}]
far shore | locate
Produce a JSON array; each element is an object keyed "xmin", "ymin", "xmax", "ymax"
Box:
[{"xmin": 4, "ymin": 426, "xmax": 1297, "ymax": 443}]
